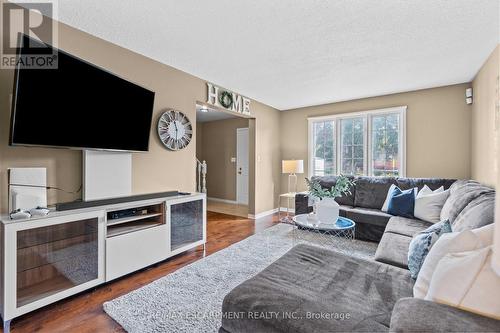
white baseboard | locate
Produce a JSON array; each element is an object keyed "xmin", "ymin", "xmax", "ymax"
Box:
[
  {"xmin": 248, "ymin": 208, "xmax": 279, "ymax": 219},
  {"xmin": 279, "ymin": 207, "xmax": 295, "ymax": 214},
  {"xmin": 247, "ymin": 207, "xmax": 296, "ymax": 219},
  {"xmin": 207, "ymin": 197, "xmax": 238, "ymax": 204}
]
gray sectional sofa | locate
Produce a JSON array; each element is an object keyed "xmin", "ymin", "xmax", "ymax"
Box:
[
  {"xmin": 295, "ymin": 176, "xmax": 456, "ymax": 242},
  {"xmin": 220, "ymin": 177, "xmax": 499, "ymax": 332}
]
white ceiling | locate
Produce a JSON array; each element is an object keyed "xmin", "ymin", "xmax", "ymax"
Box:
[
  {"xmin": 195, "ymin": 105, "xmax": 239, "ymax": 123},
  {"xmin": 54, "ymin": 1, "xmax": 499, "ymax": 110}
]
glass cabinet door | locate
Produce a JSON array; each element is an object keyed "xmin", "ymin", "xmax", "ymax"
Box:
[
  {"xmin": 170, "ymin": 199, "xmax": 204, "ymax": 251},
  {"xmin": 16, "ymin": 218, "xmax": 99, "ymax": 307}
]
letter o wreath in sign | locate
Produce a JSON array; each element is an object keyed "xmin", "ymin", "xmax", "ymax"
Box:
[{"xmin": 219, "ymin": 91, "xmax": 233, "ymax": 109}]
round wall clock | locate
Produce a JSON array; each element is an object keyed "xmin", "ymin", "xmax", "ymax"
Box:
[{"xmin": 157, "ymin": 109, "xmax": 193, "ymax": 151}]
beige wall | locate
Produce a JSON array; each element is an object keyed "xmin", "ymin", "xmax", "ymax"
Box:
[
  {"xmin": 0, "ymin": 13, "xmax": 281, "ymax": 214},
  {"xmin": 494, "ymin": 45, "xmax": 500, "ymax": 277},
  {"xmin": 471, "ymin": 45, "xmax": 499, "ymax": 188},
  {"xmin": 280, "ymin": 83, "xmax": 473, "ymax": 194},
  {"xmin": 198, "ymin": 118, "xmax": 249, "ymax": 201},
  {"xmin": 254, "ymin": 105, "xmax": 282, "ymax": 213}
]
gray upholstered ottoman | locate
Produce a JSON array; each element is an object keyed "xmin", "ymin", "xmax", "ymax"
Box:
[{"xmin": 220, "ymin": 244, "xmax": 413, "ymax": 333}]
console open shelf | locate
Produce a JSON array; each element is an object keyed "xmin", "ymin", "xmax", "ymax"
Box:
[
  {"xmin": 106, "ymin": 203, "xmax": 165, "ymax": 238},
  {"xmin": 107, "ymin": 220, "xmax": 163, "ymax": 237},
  {"xmin": 107, "ymin": 212, "xmax": 163, "ymax": 227}
]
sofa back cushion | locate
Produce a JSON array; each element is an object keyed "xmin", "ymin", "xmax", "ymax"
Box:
[
  {"xmin": 452, "ymin": 192, "xmax": 495, "ymax": 232},
  {"xmin": 440, "ymin": 180, "xmax": 494, "ymax": 223},
  {"xmin": 354, "ymin": 177, "xmax": 397, "ymax": 209},
  {"xmin": 312, "ymin": 175, "xmax": 356, "ymax": 206},
  {"xmin": 396, "ymin": 178, "xmax": 456, "ymax": 191}
]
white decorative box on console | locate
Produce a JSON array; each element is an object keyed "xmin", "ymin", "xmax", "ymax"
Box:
[{"xmin": 0, "ymin": 192, "xmax": 206, "ymax": 332}]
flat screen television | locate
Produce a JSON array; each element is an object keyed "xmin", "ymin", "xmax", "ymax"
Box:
[{"xmin": 10, "ymin": 35, "xmax": 155, "ymax": 152}]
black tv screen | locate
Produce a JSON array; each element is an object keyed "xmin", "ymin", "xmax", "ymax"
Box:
[{"xmin": 10, "ymin": 35, "xmax": 155, "ymax": 152}]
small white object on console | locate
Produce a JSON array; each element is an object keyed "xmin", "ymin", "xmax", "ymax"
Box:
[{"xmin": 8, "ymin": 168, "xmax": 47, "ymax": 212}]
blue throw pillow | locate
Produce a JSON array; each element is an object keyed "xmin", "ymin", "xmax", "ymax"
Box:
[
  {"xmin": 408, "ymin": 220, "xmax": 452, "ymax": 279},
  {"xmin": 387, "ymin": 187, "xmax": 416, "ymax": 218}
]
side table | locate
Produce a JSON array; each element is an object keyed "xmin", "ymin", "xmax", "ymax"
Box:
[{"xmin": 278, "ymin": 192, "xmax": 296, "ymax": 223}]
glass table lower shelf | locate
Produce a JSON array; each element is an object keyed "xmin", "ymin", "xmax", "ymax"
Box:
[{"xmin": 291, "ymin": 214, "xmax": 356, "ymax": 248}]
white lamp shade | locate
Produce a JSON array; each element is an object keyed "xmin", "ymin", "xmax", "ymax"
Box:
[{"xmin": 282, "ymin": 160, "xmax": 304, "ymax": 174}]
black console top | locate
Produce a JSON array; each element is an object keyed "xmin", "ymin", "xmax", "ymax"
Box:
[{"xmin": 56, "ymin": 191, "xmax": 180, "ymax": 211}]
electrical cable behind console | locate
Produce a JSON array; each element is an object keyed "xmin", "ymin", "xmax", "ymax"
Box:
[{"xmin": 9, "ymin": 183, "xmax": 82, "ymax": 194}]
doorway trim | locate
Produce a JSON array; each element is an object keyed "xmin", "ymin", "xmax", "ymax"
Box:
[
  {"xmin": 195, "ymin": 101, "xmax": 256, "ymax": 217},
  {"xmin": 236, "ymin": 127, "xmax": 249, "ymax": 205}
]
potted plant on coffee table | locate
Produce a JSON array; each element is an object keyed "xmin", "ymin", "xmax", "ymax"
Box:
[{"xmin": 306, "ymin": 175, "xmax": 355, "ymax": 224}]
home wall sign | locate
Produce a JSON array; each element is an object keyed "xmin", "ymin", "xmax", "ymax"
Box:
[{"xmin": 206, "ymin": 83, "xmax": 251, "ymax": 115}]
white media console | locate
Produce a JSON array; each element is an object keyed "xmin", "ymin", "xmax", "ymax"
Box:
[{"xmin": 0, "ymin": 192, "xmax": 206, "ymax": 332}]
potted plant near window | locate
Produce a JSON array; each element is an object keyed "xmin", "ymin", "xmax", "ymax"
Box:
[{"xmin": 306, "ymin": 176, "xmax": 355, "ymax": 224}]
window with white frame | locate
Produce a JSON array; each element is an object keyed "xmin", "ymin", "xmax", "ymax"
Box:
[{"xmin": 308, "ymin": 106, "xmax": 406, "ymax": 177}]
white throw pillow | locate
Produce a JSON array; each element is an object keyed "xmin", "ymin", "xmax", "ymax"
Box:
[
  {"xmin": 417, "ymin": 185, "xmax": 444, "ymax": 197},
  {"xmin": 425, "ymin": 247, "xmax": 500, "ymax": 319},
  {"xmin": 413, "ymin": 223, "xmax": 494, "ymax": 299},
  {"xmin": 461, "ymin": 251, "xmax": 500, "ymax": 319},
  {"xmin": 381, "ymin": 184, "xmax": 396, "ymax": 212},
  {"xmin": 413, "ymin": 230, "xmax": 480, "ymax": 298},
  {"xmin": 471, "ymin": 223, "xmax": 495, "ymax": 246},
  {"xmin": 425, "ymin": 246, "xmax": 490, "ymax": 305},
  {"xmin": 414, "ymin": 188, "xmax": 450, "ymax": 223}
]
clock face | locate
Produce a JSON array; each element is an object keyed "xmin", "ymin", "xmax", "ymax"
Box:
[{"xmin": 157, "ymin": 110, "xmax": 192, "ymax": 150}]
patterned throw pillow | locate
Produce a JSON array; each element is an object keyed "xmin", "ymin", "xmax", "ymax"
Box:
[{"xmin": 408, "ymin": 220, "xmax": 452, "ymax": 279}]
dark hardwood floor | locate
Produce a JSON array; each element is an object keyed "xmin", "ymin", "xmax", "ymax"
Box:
[{"xmin": 6, "ymin": 211, "xmax": 280, "ymax": 333}]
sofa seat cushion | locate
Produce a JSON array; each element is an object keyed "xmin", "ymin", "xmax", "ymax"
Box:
[
  {"xmin": 345, "ymin": 207, "xmax": 393, "ymax": 227},
  {"xmin": 221, "ymin": 244, "xmax": 413, "ymax": 333},
  {"xmin": 355, "ymin": 224, "xmax": 387, "ymax": 243},
  {"xmin": 390, "ymin": 297, "xmax": 500, "ymax": 333},
  {"xmin": 339, "ymin": 205, "xmax": 353, "ymax": 217},
  {"xmin": 375, "ymin": 232, "xmax": 412, "ymax": 269},
  {"xmin": 384, "ymin": 217, "xmax": 432, "ymax": 237},
  {"xmin": 354, "ymin": 177, "xmax": 397, "ymax": 209}
]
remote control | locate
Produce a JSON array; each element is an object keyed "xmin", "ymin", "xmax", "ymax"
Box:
[
  {"xmin": 10, "ymin": 209, "xmax": 31, "ymax": 220},
  {"xmin": 30, "ymin": 206, "xmax": 50, "ymax": 217}
]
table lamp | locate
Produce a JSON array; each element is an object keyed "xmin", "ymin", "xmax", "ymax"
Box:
[{"xmin": 282, "ymin": 160, "xmax": 304, "ymax": 194}]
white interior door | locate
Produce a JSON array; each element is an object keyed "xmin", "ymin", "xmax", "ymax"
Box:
[{"xmin": 236, "ymin": 128, "xmax": 249, "ymax": 205}]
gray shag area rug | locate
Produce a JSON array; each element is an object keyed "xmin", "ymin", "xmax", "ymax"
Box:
[{"xmin": 103, "ymin": 223, "xmax": 378, "ymax": 333}]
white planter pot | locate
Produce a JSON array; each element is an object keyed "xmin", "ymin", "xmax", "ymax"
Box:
[{"xmin": 316, "ymin": 197, "xmax": 339, "ymax": 224}]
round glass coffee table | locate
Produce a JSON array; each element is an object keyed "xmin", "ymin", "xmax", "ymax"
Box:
[{"xmin": 292, "ymin": 214, "xmax": 356, "ymax": 248}]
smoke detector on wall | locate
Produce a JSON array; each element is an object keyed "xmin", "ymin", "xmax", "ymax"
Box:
[{"xmin": 465, "ymin": 88, "xmax": 473, "ymax": 105}]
